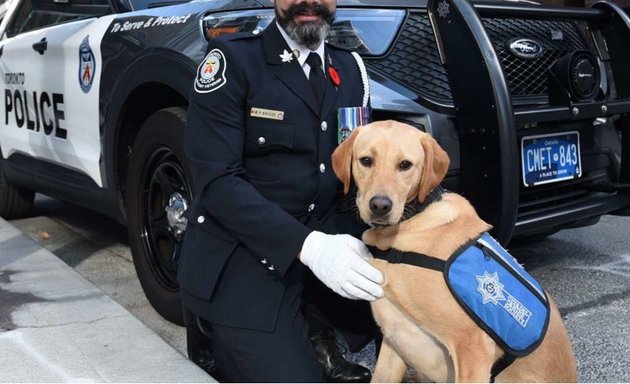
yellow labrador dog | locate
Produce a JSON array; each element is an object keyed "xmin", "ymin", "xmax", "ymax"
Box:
[{"xmin": 331, "ymin": 120, "xmax": 577, "ymax": 383}]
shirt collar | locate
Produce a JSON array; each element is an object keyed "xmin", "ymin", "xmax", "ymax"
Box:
[{"xmin": 276, "ymin": 21, "xmax": 325, "ymax": 68}]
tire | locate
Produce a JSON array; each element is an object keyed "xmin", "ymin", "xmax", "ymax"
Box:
[
  {"xmin": 126, "ymin": 107, "xmax": 193, "ymax": 325},
  {"xmin": 0, "ymin": 163, "xmax": 35, "ymax": 219}
]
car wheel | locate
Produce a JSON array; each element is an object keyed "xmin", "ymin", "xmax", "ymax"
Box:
[
  {"xmin": 126, "ymin": 107, "xmax": 192, "ymax": 325},
  {"xmin": 0, "ymin": 164, "xmax": 35, "ymax": 219}
]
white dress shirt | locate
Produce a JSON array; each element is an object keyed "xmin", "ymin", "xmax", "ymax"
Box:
[{"xmin": 276, "ymin": 22, "xmax": 326, "ymax": 79}]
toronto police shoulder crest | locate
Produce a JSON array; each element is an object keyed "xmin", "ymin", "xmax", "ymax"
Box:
[
  {"xmin": 194, "ymin": 48, "xmax": 227, "ymax": 94},
  {"xmin": 79, "ymin": 36, "xmax": 96, "ymax": 94}
]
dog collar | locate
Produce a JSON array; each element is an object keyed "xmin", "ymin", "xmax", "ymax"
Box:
[{"xmin": 400, "ymin": 185, "xmax": 445, "ymax": 222}]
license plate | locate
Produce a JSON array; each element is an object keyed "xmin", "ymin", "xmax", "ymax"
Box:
[{"xmin": 521, "ymin": 132, "xmax": 582, "ymax": 187}]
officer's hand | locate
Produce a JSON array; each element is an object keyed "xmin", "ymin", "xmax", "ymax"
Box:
[{"xmin": 299, "ymin": 231, "xmax": 384, "ymax": 301}]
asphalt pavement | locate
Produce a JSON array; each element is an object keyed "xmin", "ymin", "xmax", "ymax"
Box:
[
  {"xmin": 3, "ymin": 196, "xmax": 630, "ymax": 382},
  {"xmin": 0, "ymin": 217, "xmax": 215, "ymax": 382}
]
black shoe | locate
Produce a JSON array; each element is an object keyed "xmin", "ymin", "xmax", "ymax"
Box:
[
  {"xmin": 185, "ymin": 311, "xmax": 217, "ymax": 377},
  {"xmin": 310, "ymin": 329, "xmax": 372, "ymax": 383}
]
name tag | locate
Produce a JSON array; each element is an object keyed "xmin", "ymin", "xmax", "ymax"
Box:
[{"xmin": 250, "ymin": 107, "xmax": 285, "ymax": 121}]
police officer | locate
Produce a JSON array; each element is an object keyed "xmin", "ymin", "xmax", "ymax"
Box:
[{"xmin": 179, "ymin": 0, "xmax": 384, "ymax": 381}]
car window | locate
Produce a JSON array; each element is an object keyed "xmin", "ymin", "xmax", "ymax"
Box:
[{"xmin": 5, "ymin": 0, "xmax": 113, "ymax": 38}]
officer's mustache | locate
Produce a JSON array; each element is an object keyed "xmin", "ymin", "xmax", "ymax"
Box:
[{"xmin": 281, "ymin": 3, "xmax": 334, "ymax": 25}]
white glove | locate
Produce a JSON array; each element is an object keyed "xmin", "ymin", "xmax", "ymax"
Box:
[{"xmin": 299, "ymin": 231, "xmax": 384, "ymax": 301}]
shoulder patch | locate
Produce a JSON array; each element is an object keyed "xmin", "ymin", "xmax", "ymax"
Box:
[{"xmin": 194, "ymin": 49, "xmax": 227, "ymax": 94}]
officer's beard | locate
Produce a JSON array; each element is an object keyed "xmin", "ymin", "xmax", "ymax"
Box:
[{"xmin": 276, "ymin": 2, "xmax": 334, "ymax": 50}]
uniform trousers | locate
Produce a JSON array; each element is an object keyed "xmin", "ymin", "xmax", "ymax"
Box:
[
  {"xmin": 188, "ymin": 282, "xmax": 325, "ymax": 382},
  {"xmin": 184, "ymin": 215, "xmax": 376, "ymax": 381}
]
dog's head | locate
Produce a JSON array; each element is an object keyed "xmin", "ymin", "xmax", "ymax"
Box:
[{"xmin": 332, "ymin": 120, "xmax": 450, "ymax": 227}]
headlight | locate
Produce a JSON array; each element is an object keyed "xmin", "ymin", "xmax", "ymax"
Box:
[
  {"xmin": 202, "ymin": 9, "xmax": 405, "ymax": 57},
  {"xmin": 202, "ymin": 10, "xmax": 274, "ymax": 39}
]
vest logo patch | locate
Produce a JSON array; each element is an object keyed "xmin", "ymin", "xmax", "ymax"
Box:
[
  {"xmin": 476, "ymin": 271, "xmax": 506, "ymax": 304},
  {"xmin": 477, "ymin": 271, "xmax": 532, "ymax": 328}
]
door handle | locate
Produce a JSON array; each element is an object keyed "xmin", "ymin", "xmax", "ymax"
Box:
[{"xmin": 32, "ymin": 38, "xmax": 47, "ymax": 54}]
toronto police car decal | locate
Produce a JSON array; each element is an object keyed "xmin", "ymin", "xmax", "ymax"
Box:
[
  {"xmin": 79, "ymin": 36, "xmax": 96, "ymax": 93},
  {"xmin": 194, "ymin": 49, "xmax": 227, "ymax": 93}
]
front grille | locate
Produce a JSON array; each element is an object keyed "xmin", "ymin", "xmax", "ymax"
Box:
[
  {"xmin": 483, "ymin": 18, "xmax": 589, "ymax": 98},
  {"xmin": 369, "ymin": 14, "xmax": 452, "ymax": 104},
  {"xmin": 369, "ymin": 12, "xmax": 590, "ymax": 104},
  {"xmin": 517, "ymin": 172, "xmax": 608, "ymax": 217}
]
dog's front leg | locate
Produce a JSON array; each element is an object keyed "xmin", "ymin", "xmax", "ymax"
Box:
[
  {"xmin": 371, "ymin": 339, "xmax": 407, "ymax": 383},
  {"xmin": 450, "ymin": 335, "xmax": 495, "ymax": 383}
]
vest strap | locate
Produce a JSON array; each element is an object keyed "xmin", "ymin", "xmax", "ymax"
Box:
[
  {"xmin": 368, "ymin": 246, "xmax": 445, "ymax": 271},
  {"xmin": 490, "ymin": 354, "xmax": 516, "ymax": 382}
]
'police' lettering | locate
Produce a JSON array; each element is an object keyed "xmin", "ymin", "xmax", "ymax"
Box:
[{"xmin": 4, "ymin": 89, "xmax": 67, "ymax": 139}]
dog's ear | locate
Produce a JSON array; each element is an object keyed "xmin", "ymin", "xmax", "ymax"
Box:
[
  {"xmin": 332, "ymin": 127, "xmax": 361, "ymax": 194},
  {"xmin": 417, "ymin": 133, "xmax": 450, "ymax": 203}
]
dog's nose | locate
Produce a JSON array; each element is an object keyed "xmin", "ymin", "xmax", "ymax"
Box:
[{"xmin": 369, "ymin": 196, "xmax": 393, "ymax": 216}]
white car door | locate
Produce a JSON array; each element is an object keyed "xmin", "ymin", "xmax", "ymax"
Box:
[{"xmin": 0, "ymin": 1, "xmax": 115, "ymax": 187}]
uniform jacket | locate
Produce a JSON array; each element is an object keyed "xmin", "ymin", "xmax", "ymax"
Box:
[{"xmin": 179, "ymin": 21, "xmax": 367, "ymax": 331}]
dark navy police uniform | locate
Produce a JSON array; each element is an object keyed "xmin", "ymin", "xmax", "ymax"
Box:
[{"xmin": 179, "ymin": 21, "xmax": 371, "ymax": 382}]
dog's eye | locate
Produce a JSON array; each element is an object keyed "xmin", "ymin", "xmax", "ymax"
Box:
[
  {"xmin": 359, "ymin": 157, "xmax": 373, "ymax": 167},
  {"xmin": 399, "ymin": 160, "xmax": 412, "ymax": 170}
]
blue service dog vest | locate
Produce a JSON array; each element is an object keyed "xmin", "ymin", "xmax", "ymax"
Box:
[
  {"xmin": 369, "ymin": 232, "xmax": 550, "ymax": 358},
  {"xmin": 446, "ymin": 233, "xmax": 550, "ymax": 356}
]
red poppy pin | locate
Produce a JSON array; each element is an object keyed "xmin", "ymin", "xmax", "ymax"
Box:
[{"xmin": 328, "ymin": 67, "xmax": 341, "ymax": 87}]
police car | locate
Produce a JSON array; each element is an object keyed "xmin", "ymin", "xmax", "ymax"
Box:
[{"xmin": 1, "ymin": 0, "xmax": 629, "ymax": 324}]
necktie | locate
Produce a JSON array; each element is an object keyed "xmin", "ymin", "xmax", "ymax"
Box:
[{"xmin": 306, "ymin": 52, "xmax": 325, "ymax": 107}]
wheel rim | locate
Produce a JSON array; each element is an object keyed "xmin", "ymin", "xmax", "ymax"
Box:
[{"xmin": 139, "ymin": 147, "xmax": 191, "ymax": 291}]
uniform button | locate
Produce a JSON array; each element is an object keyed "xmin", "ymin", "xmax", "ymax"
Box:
[
  {"xmin": 308, "ymin": 204, "xmax": 315, "ymax": 212},
  {"xmin": 261, "ymin": 259, "xmax": 268, "ymax": 264},
  {"xmin": 268, "ymin": 265, "xmax": 275, "ymax": 271},
  {"xmin": 319, "ymin": 163, "xmax": 326, "ymax": 173},
  {"xmin": 321, "ymin": 121, "xmax": 328, "ymax": 131},
  {"xmin": 258, "ymin": 137, "xmax": 266, "ymax": 145},
  {"xmin": 197, "ymin": 215, "xmax": 205, "ymax": 224}
]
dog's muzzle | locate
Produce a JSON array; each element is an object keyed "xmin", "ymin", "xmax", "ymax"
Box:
[
  {"xmin": 369, "ymin": 195, "xmax": 392, "ymax": 216},
  {"xmin": 368, "ymin": 195, "xmax": 394, "ymax": 227}
]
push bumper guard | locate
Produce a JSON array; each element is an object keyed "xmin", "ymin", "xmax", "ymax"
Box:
[{"xmin": 427, "ymin": 0, "xmax": 630, "ymax": 243}]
